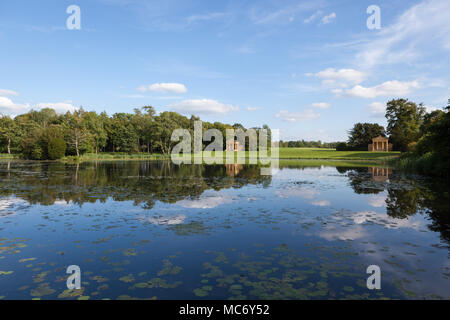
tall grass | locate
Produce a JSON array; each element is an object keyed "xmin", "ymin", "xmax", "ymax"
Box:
[{"xmin": 390, "ymin": 152, "xmax": 449, "ymax": 177}]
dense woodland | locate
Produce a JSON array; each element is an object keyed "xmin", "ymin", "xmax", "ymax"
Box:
[{"xmin": 0, "ymin": 106, "xmax": 270, "ymax": 160}]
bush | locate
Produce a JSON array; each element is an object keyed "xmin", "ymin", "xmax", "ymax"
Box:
[
  {"xmin": 336, "ymin": 142, "xmax": 348, "ymax": 151},
  {"xmin": 31, "ymin": 145, "xmax": 43, "ymax": 160},
  {"xmin": 47, "ymin": 138, "xmax": 67, "ymax": 160}
]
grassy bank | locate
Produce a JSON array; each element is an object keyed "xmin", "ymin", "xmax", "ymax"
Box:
[
  {"xmin": 278, "ymin": 148, "xmax": 399, "ymax": 160},
  {"xmin": 66, "ymin": 152, "xmax": 169, "ymax": 161},
  {"xmin": 389, "ymin": 152, "xmax": 450, "ymax": 178},
  {"xmin": 0, "ymin": 154, "xmax": 19, "ymax": 159},
  {"xmin": 3, "ymin": 148, "xmax": 400, "ymax": 163}
]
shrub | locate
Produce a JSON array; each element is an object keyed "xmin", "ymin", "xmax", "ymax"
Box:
[
  {"xmin": 47, "ymin": 138, "xmax": 67, "ymax": 160},
  {"xmin": 31, "ymin": 145, "xmax": 43, "ymax": 160},
  {"xmin": 336, "ymin": 142, "xmax": 348, "ymax": 151}
]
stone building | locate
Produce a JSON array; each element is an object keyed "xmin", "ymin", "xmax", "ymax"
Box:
[
  {"xmin": 368, "ymin": 136, "xmax": 393, "ymax": 152},
  {"xmin": 226, "ymin": 139, "xmax": 244, "ymax": 152}
]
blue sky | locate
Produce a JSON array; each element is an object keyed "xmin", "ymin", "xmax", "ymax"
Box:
[{"xmin": 1, "ymin": 0, "xmax": 449, "ymax": 141}]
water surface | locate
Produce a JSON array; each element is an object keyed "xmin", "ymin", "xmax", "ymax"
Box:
[{"xmin": 0, "ymin": 161, "xmax": 449, "ymax": 300}]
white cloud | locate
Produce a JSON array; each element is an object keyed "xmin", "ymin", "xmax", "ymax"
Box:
[
  {"xmin": 149, "ymin": 83, "xmax": 187, "ymax": 93},
  {"xmin": 311, "ymin": 200, "xmax": 331, "ymax": 206},
  {"xmin": 0, "ymin": 96, "xmax": 30, "ymax": 116},
  {"xmin": 423, "ymin": 105, "xmax": 444, "ymax": 113},
  {"xmin": 276, "ymin": 110, "xmax": 321, "ymax": 122},
  {"xmin": 145, "ymin": 215, "xmax": 187, "ymax": 225},
  {"xmin": 250, "ymin": 1, "xmax": 320, "ymax": 25},
  {"xmin": 0, "ymin": 89, "xmax": 19, "ymax": 96},
  {"xmin": 276, "ymin": 186, "xmax": 320, "ymax": 199},
  {"xmin": 356, "ymin": 0, "xmax": 450, "ymax": 68},
  {"xmin": 138, "ymin": 83, "xmax": 187, "ymax": 94},
  {"xmin": 34, "ymin": 101, "xmax": 77, "ymax": 114},
  {"xmin": 321, "ymin": 12, "xmax": 336, "ymax": 24},
  {"xmin": 177, "ymin": 194, "xmax": 232, "ymax": 209},
  {"xmin": 311, "ymin": 68, "xmax": 366, "ymax": 87},
  {"xmin": 367, "ymin": 194, "xmax": 387, "ymax": 208},
  {"xmin": 186, "ymin": 12, "xmax": 226, "ymax": 24},
  {"xmin": 319, "ymin": 225, "xmax": 367, "ymax": 241},
  {"xmin": 303, "ymin": 10, "xmax": 323, "ymax": 24},
  {"xmin": 247, "ymin": 106, "xmax": 260, "ymax": 111},
  {"xmin": 346, "ymin": 80, "xmax": 420, "ymax": 98},
  {"xmin": 311, "ymin": 102, "xmax": 330, "ymax": 109},
  {"xmin": 136, "ymin": 85, "xmax": 148, "ymax": 93},
  {"xmin": 0, "ymin": 91, "xmax": 76, "ymax": 116},
  {"xmin": 167, "ymin": 99, "xmax": 238, "ymax": 115},
  {"xmin": 367, "ymin": 102, "xmax": 386, "ymax": 118},
  {"xmin": 276, "ymin": 109, "xmax": 320, "ymax": 122},
  {"xmin": 351, "ymin": 211, "xmax": 422, "ymax": 230}
]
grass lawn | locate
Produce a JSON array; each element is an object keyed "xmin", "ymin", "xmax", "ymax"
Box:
[
  {"xmin": 0, "ymin": 154, "xmax": 18, "ymax": 159},
  {"xmin": 1, "ymin": 148, "xmax": 400, "ymax": 162},
  {"xmin": 278, "ymin": 148, "xmax": 400, "ymax": 160}
]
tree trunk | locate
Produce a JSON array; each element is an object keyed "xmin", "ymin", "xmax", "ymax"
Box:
[
  {"xmin": 76, "ymin": 139, "xmax": 80, "ymax": 157},
  {"xmin": 7, "ymin": 137, "xmax": 11, "ymax": 155}
]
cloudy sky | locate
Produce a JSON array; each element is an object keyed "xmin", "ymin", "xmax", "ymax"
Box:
[{"xmin": 1, "ymin": 0, "xmax": 449, "ymax": 141}]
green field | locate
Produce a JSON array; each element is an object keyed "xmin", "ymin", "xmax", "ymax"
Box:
[
  {"xmin": 278, "ymin": 148, "xmax": 400, "ymax": 160},
  {"xmin": 0, "ymin": 148, "xmax": 400, "ymax": 162}
]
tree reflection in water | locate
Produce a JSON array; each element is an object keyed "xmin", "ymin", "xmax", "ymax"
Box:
[
  {"xmin": 0, "ymin": 160, "xmax": 448, "ymax": 246},
  {"xmin": 338, "ymin": 166, "xmax": 450, "ymax": 247}
]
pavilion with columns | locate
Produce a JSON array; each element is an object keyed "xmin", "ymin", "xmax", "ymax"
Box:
[{"xmin": 368, "ymin": 136, "xmax": 393, "ymax": 152}]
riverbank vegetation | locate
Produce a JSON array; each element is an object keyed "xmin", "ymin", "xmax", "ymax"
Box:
[
  {"xmin": 0, "ymin": 106, "xmax": 270, "ymax": 160},
  {"xmin": 1, "ymin": 98, "xmax": 447, "ymax": 176},
  {"xmin": 392, "ymin": 100, "xmax": 449, "ymax": 177}
]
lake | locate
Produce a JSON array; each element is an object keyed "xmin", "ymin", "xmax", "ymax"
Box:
[{"xmin": 0, "ymin": 160, "xmax": 449, "ymax": 300}]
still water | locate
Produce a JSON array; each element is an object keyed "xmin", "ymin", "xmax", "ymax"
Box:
[{"xmin": 0, "ymin": 160, "xmax": 448, "ymax": 300}]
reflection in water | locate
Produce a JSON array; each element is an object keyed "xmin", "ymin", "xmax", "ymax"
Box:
[
  {"xmin": 0, "ymin": 161, "xmax": 449, "ymax": 300},
  {"xmin": 340, "ymin": 166, "xmax": 450, "ymax": 245},
  {"xmin": 0, "ymin": 161, "xmax": 270, "ymax": 208},
  {"xmin": 368, "ymin": 167, "xmax": 392, "ymax": 182},
  {"xmin": 225, "ymin": 164, "xmax": 243, "ymax": 177}
]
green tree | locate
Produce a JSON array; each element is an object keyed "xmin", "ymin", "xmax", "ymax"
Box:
[
  {"xmin": 385, "ymin": 99, "xmax": 426, "ymax": 152},
  {"xmin": 47, "ymin": 138, "xmax": 67, "ymax": 160},
  {"xmin": 0, "ymin": 116, "xmax": 17, "ymax": 154},
  {"xmin": 347, "ymin": 123, "xmax": 386, "ymax": 150},
  {"xmin": 63, "ymin": 109, "xmax": 92, "ymax": 156},
  {"xmin": 83, "ymin": 111, "xmax": 107, "ymax": 154},
  {"xmin": 109, "ymin": 113, "xmax": 138, "ymax": 152},
  {"xmin": 21, "ymin": 128, "xmax": 43, "ymax": 160}
]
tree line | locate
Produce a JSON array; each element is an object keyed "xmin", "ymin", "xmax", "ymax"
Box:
[
  {"xmin": 278, "ymin": 140, "xmax": 340, "ymax": 149},
  {"xmin": 0, "ymin": 106, "xmax": 270, "ymax": 160},
  {"xmin": 338, "ymin": 98, "xmax": 449, "ymax": 155}
]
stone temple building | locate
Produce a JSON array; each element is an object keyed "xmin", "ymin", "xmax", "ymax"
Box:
[
  {"xmin": 368, "ymin": 136, "xmax": 393, "ymax": 152},
  {"xmin": 226, "ymin": 139, "xmax": 244, "ymax": 152}
]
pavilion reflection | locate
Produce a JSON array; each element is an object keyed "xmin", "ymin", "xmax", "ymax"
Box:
[
  {"xmin": 369, "ymin": 167, "xmax": 392, "ymax": 182},
  {"xmin": 225, "ymin": 164, "xmax": 243, "ymax": 176}
]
